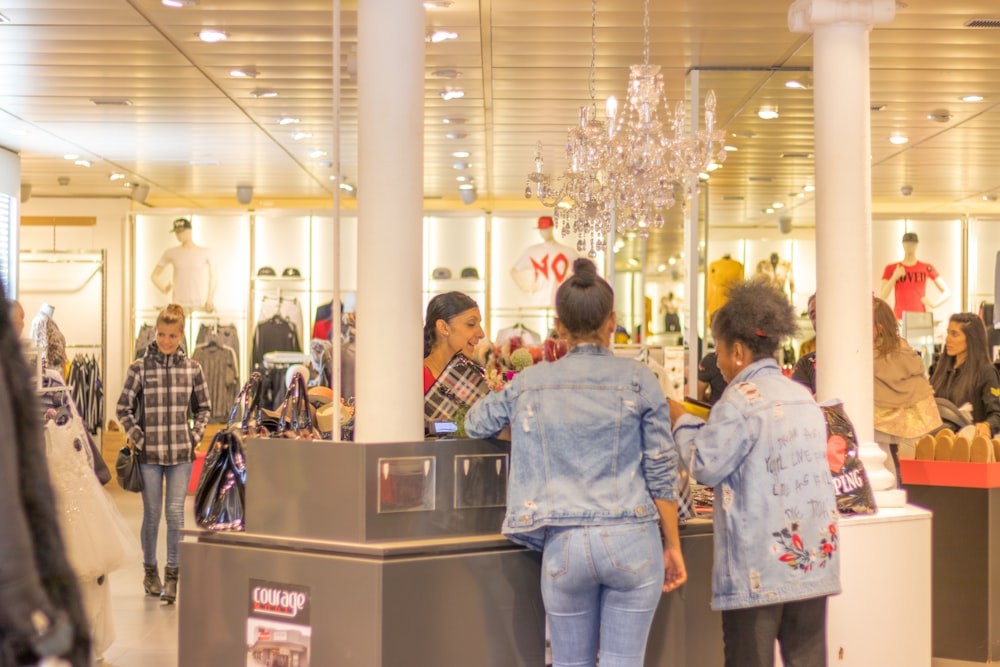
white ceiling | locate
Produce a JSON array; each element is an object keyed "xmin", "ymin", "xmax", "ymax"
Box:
[{"xmin": 4, "ymin": 0, "xmax": 1000, "ymax": 261}]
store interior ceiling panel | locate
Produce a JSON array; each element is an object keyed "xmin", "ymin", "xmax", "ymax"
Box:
[{"xmin": 4, "ymin": 0, "xmax": 1000, "ymax": 238}]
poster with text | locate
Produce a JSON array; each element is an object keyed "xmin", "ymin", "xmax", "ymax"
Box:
[{"xmin": 246, "ymin": 578, "xmax": 312, "ymax": 667}]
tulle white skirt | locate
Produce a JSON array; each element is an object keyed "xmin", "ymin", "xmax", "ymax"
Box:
[{"xmin": 44, "ymin": 415, "xmax": 141, "ymax": 580}]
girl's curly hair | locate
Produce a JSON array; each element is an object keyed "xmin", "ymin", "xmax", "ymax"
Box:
[{"xmin": 711, "ymin": 278, "xmax": 799, "ymax": 358}]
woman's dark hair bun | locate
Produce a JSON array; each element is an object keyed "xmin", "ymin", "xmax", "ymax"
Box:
[{"xmin": 572, "ymin": 258, "xmax": 597, "ymax": 286}]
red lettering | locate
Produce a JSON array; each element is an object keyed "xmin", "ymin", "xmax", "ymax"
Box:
[
  {"xmin": 530, "ymin": 255, "xmax": 550, "ymax": 281},
  {"xmin": 551, "ymin": 253, "xmax": 569, "ymax": 282}
]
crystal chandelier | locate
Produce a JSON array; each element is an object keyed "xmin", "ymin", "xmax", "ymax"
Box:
[
  {"xmin": 605, "ymin": 0, "xmax": 728, "ymax": 239},
  {"xmin": 525, "ymin": 0, "xmax": 614, "ymax": 258}
]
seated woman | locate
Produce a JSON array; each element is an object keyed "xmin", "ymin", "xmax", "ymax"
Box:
[
  {"xmin": 872, "ymin": 297, "xmax": 941, "ymax": 482},
  {"xmin": 929, "ymin": 312, "xmax": 1000, "ymax": 439}
]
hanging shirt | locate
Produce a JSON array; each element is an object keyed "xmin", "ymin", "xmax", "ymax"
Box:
[
  {"xmin": 882, "ymin": 261, "xmax": 939, "ymax": 319},
  {"xmin": 707, "ymin": 257, "xmax": 744, "ymax": 320},
  {"xmin": 155, "ymin": 245, "xmax": 213, "ymax": 309}
]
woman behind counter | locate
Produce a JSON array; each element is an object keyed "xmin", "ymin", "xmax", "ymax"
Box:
[
  {"xmin": 929, "ymin": 312, "xmax": 1000, "ymax": 438},
  {"xmin": 422, "ymin": 291, "xmax": 485, "ymax": 393},
  {"xmin": 668, "ymin": 279, "xmax": 840, "ymax": 667},
  {"xmin": 466, "ymin": 258, "xmax": 686, "ymax": 667}
]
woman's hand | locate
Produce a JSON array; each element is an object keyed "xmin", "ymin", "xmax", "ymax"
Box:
[{"xmin": 662, "ymin": 546, "xmax": 687, "ymax": 593}]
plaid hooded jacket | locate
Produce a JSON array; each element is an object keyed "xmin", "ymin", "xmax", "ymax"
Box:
[{"xmin": 116, "ymin": 342, "xmax": 211, "ymax": 465}]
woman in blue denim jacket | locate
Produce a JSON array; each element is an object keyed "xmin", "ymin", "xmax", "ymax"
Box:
[
  {"xmin": 668, "ymin": 280, "xmax": 840, "ymax": 667},
  {"xmin": 466, "ymin": 258, "xmax": 686, "ymax": 667}
]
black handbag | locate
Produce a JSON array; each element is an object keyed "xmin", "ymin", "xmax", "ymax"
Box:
[
  {"xmin": 193, "ymin": 429, "xmax": 246, "ymax": 531},
  {"xmin": 115, "ymin": 445, "xmax": 143, "ymax": 493}
]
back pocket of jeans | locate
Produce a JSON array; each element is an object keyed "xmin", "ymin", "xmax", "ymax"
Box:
[
  {"xmin": 600, "ymin": 525, "xmax": 655, "ymax": 574},
  {"xmin": 543, "ymin": 530, "xmax": 571, "ymax": 580}
]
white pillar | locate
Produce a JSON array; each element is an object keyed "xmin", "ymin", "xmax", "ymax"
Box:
[
  {"xmin": 355, "ymin": 0, "xmax": 425, "ymax": 442},
  {"xmin": 789, "ymin": 0, "xmax": 894, "ymax": 441}
]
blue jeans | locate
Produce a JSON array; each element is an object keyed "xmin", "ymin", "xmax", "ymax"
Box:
[
  {"xmin": 139, "ymin": 462, "xmax": 192, "ymax": 568},
  {"xmin": 541, "ymin": 522, "xmax": 665, "ymax": 667}
]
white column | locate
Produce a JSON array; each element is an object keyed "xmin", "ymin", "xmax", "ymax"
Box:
[
  {"xmin": 789, "ymin": 0, "xmax": 894, "ymax": 441},
  {"xmin": 355, "ymin": 0, "xmax": 425, "ymax": 442}
]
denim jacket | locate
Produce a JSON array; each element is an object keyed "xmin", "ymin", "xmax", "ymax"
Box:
[
  {"xmin": 465, "ymin": 344, "xmax": 678, "ymax": 551},
  {"xmin": 672, "ymin": 357, "xmax": 841, "ymax": 611}
]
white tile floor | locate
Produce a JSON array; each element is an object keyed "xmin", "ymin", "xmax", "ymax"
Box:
[{"xmin": 98, "ymin": 486, "xmax": 182, "ymax": 667}]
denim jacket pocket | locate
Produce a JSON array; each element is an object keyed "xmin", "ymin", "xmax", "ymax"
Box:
[{"xmin": 599, "ymin": 524, "xmax": 655, "ymax": 574}]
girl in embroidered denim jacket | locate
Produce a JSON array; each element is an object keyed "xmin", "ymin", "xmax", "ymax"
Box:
[{"xmin": 668, "ymin": 279, "xmax": 841, "ymax": 666}]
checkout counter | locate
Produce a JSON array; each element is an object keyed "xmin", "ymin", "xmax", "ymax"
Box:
[{"xmin": 178, "ymin": 438, "xmax": 930, "ymax": 667}]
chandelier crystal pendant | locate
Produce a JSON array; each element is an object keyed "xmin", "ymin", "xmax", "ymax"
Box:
[
  {"xmin": 525, "ymin": 0, "xmax": 615, "ymax": 258},
  {"xmin": 605, "ymin": 0, "xmax": 728, "ymax": 239}
]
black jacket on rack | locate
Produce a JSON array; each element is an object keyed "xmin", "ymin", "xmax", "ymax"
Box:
[{"xmin": 252, "ymin": 316, "xmax": 300, "ymax": 372}]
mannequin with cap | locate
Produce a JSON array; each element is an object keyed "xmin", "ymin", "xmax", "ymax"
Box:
[
  {"xmin": 509, "ymin": 216, "xmax": 576, "ymax": 306},
  {"xmin": 151, "ymin": 218, "xmax": 217, "ymax": 312},
  {"xmin": 878, "ymin": 231, "xmax": 951, "ymax": 319}
]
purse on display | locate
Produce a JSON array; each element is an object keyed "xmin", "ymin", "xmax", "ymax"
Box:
[
  {"xmin": 423, "ymin": 353, "xmax": 490, "ymax": 426},
  {"xmin": 115, "ymin": 444, "xmax": 143, "ymax": 493},
  {"xmin": 227, "ymin": 372, "xmax": 272, "ymax": 438},
  {"xmin": 271, "ymin": 371, "xmax": 321, "ymax": 440},
  {"xmin": 193, "ymin": 428, "xmax": 246, "ymax": 531}
]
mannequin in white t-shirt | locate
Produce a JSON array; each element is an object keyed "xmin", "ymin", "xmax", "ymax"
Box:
[
  {"xmin": 509, "ymin": 216, "xmax": 576, "ymax": 306},
  {"xmin": 151, "ymin": 218, "xmax": 217, "ymax": 312}
]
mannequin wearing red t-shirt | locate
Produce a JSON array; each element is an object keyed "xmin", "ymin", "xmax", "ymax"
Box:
[{"xmin": 878, "ymin": 232, "xmax": 951, "ymax": 319}]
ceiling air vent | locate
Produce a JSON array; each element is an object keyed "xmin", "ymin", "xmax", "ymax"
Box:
[
  {"xmin": 90, "ymin": 98, "xmax": 132, "ymax": 106},
  {"xmin": 722, "ymin": 195, "xmax": 745, "ymax": 201},
  {"xmin": 781, "ymin": 152, "xmax": 813, "ymax": 159},
  {"xmin": 965, "ymin": 18, "xmax": 1000, "ymax": 28},
  {"xmin": 871, "ymin": 104, "xmax": 887, "ymax": 111},
  {"xmin": 748, "ymin": 176, "xmax": 773, "ymax": 183}
]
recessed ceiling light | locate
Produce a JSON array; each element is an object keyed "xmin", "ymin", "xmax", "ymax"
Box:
[
  {"xmin": 452, "ymin": 161, "xmax": 471, "ymax": 170},
  {"xmin": 163, "ymin": 0, "xmax": 197, "ymax": 6},
  {"xmin": 803, "ymin": 184, "xmax": 816, "ymax": 192},
  {"xmin": 318, "ymin": 160, "xmax": 333, "ymax": 168},
  {"xmin": 339, "ymin": 183, "xmax": 356, "ymax": 194},
  {"xmin": 757, "ymin": 106, "xmax": 779, "ymax": 120},
  {"xmin": 793, "ymin": 192, "xmax": 805, "ymax": 198},
  {"xmin": 198, "ymin": 29, "xmax": 229, "ymax": 43},
  {"xmin": 308, "ymin": 150, "xmax": 328, "ymax": 158},
  {"xmin": 983, "ymin": 194, "xmax": 998, "ymax": 202},
  {"xmin": 440, "ymin": 88, "xmax": 465, "ymax": 100},
  {"xmin": 889, "ymin": 133, "xmax": 909, "ymax": 145},
  {"xmin": 961, "ymin": 94, "xmax": 984, "ymax": 103},
  {"xmin": 427, "ymin": 30, "xmax": 458, "ymax": 43},
  {"xmin": 442, "ymin": 117, "xmax": 466, "ymax": 125},
  {"xmin": 771, "ymin": 202, "xmax": 784, "ymax": 209},
  {"xmin": 456, "ymin": 176, "xmax": 470, "ymax": 182},
  {"xmin": 423, "ymin": 1, "xmax": 453, "ymax": 7},
  {"xmin": 706, "ymin": 162, "xmax": 722, "ymax": 171},
  {"xmin": 431, "ymin": 69, "xmax": 462, "ymax": 79},
  {"xmin": 109, "ymin": 173, "xmax": 126, "ymax": 181},
  {"xmin": 90, "ymin": 97, "xmax": 132, "ymax": 106},
  {"xmin": 785, "ymin": 80, "xmax": 807, "ymax": 89},
  {"xmin": 250, "ymin": 88, "xmax": 278, "ymax": 98},
  {"xmin": 63, "ymin": 154, "xmax": 79, "ymax": 160},
  {"xmin": 74, "ymin": 159, "xmax": 92, "ymax": 167},
  {"xmin": 723, "ymin": 145, "xmax": 738, "ymax": 152},
  {"xmin": 452, "ymin": 150, "xmax": 470, "ymax": 158},
  {"xmin": 277, "ymin": 116, "xmax": 300, "ymax": 125},
  {"xmin": 289, "ymin": 131, "xmax": 312, "ymax": 140},
  {"xmin": 764, "ymin": 208, "xmax": 775, "ymax": 214},
  {"xmin": 458, "ymin": 183, "xmax": 475, "ymax": 191},
  {"xmin": 445, "ymin": 131, "xmax": 467, "ymax": 140},
  {"xmin": 230, "ymin": 67, "xmax": 260, "ymax": 78},
  {"xmin": 698, "ymin": 172, "xmax": 710, "ymax": 181}
]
